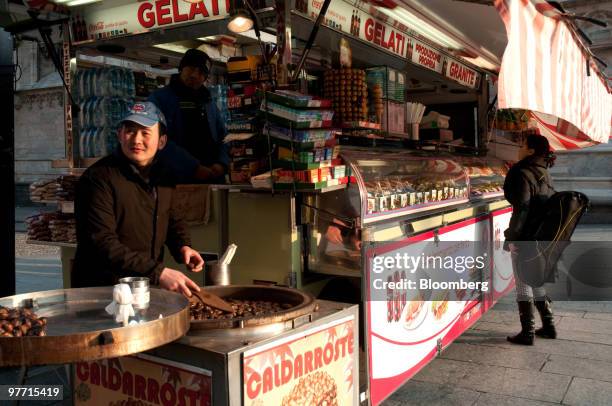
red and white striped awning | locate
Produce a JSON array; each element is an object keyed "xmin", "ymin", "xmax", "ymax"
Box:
[
  {"xmin": 530, "ymin": 111, "xmax": 598, "ymax": 150},
  {"xmin": 494, "ymin": 0, "xmax": 611, "ymax": 149}
]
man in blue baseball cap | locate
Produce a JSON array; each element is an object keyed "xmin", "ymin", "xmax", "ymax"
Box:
[{"xmin": 72, "ymin": 102, "xmax": 205, "ymax": 298}]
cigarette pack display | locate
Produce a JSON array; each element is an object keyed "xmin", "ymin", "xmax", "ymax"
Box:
[
  {"xmin": 331, "ymin": 165, "xmax": 346, "ymax": 179},
  {"xmin": 267, "ymin": 125, "xmax": 337, "ymax": 143},
  {"xmin": 262, "ymin": 90, "xmax": 333, "ymax": 108},
  {"xmin": 275, "ymin": 169, "xmax": 320, "ymax": 183},
  {"xmin": 319, "ymin": 167, "xmax": 332, "ymax": 182},
  {"xmin": 272, "ymin": 158, "xmax": 341, "ymax": 171},
  {"xmin": 230, "ymin": 159, "xmax": 267, "ymax": 184},
  {"xmin": 224, "ymin": 133, "xmax": 264, "ymax": 158},
  {"xmin": 261, "ymin": 102, "xmax": 334, "ymax": 127}
]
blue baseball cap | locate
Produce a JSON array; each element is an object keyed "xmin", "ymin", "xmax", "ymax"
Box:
[{"xmin": 121, "ymin": 102, "xmax": 167, "ymax": 128}]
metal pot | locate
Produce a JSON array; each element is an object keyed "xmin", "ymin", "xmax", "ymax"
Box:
[{"xmin": 205, "ymin": 261, "xmax": 231, "ymax": 286}]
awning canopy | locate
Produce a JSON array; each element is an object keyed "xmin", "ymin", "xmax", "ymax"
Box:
[{"xmin": 495, "ymin": 0, "xmax": 611, "ymax": 148}]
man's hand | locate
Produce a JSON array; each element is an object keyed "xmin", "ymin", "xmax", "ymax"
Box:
[
  {"xmin": 326, "ymin": 225, "xmax": 344, "ymax": 244},
  {"xmin": 181, "ymin": 246, "xmax": 204, "ymax": 272},
  {"xmin": 194, "ymin": 165, "xmax": 215, "ymax": 181},
  {"xmin": 503, "ymin": 240, "xmax": 519, "ymax": 253},
  {"xmin": 159, "ymin": 268, "xmax": 200, "ymax": 298},
  {"xmin": 210, "ymin": 164, "xmax": 226, "ymax": 178},
  {"xmin": 194, "ymin": 164, "xmax": 226, "ymax": 181}
]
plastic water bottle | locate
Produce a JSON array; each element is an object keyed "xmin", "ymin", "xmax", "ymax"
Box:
[
  {"xmin": 125, "ymin": 69, "xmax": 135, "ymax": 98},
  {"xmin": 107, "ymin": 128, "xmax": 118, "ymax": 153},
  {"xmin": 92, "ymin": 127, "xmax": 106, "ymax": 157},
  {"xmin": 83, "ymin": 97, "xmax": 92, "ymax": 128},
  {"xmin": 79, "ymin": 127, "xmax": 89, "ymax": 158},
  {"xmin": 73, "ymin": 71, "xmax": 81, "ymax": 102},
  {"xmin": 79, "ymin": 100, "xmax": 87, "ymax": 129},
  {"xmin": 112, "ymin": 68, "xmax": 121, "ymax": 97},
  {"xmin": 80, "ymin": 70, "xmax": 90, "ymax": 100}
]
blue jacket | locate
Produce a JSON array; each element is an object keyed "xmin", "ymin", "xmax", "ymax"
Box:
[{"xmin": 148, "ymin": 78, "xmax": 229, "ymax": 183}]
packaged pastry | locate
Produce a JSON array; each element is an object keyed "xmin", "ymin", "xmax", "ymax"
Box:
[
  {"xmin": 367, "ymin": 197, "xmax": 376, "ymax": 214},
  {"xmin": 377, "ymin": 195, "xmax": 389, "ymax": 212}
]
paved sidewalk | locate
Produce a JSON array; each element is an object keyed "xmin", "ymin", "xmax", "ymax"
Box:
[{"xmin": 384, "ymin": 296, "xmax": 612, "ymax": 406}]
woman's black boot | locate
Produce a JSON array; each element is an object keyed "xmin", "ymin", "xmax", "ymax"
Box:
[
  {"xmin": 534, "ymin": 297, "xmax": 557, "ymax": 339},
  {"xmin": 507, "ymin": 301, "xmax": 535, "ymax": 345}
]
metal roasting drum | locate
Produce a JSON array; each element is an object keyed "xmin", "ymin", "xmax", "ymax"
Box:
[
  {"xmin": 0, "ymin": 287, "xmax": 190, "ymax": 367},
  {"xmin": 189, "ymin": 285, "xmax": 318, "ymax": 331}
]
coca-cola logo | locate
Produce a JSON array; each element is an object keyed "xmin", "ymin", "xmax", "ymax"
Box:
[{"xmin": 132, "ymin": 103, "xmax": 146, "ymax": 112}]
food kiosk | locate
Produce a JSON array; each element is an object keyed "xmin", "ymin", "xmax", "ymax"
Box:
[{"xmin": 18, "ymin": 0, "xmax": 538, "ymax": 404}]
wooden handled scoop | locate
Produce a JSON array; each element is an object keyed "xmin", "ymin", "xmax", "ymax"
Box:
[{"xmin": 191, "ymin": 289, "xmax": 234, "ymax": 313}]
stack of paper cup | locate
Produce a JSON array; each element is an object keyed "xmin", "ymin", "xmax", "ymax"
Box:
[{"xmin": 406, "ymin": 102, "xmax": 426, "ymax": 140}]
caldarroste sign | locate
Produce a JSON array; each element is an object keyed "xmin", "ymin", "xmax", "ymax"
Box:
[{"xmin": 78, "ymin": 0, "xmax": 230, "ymax": 41}]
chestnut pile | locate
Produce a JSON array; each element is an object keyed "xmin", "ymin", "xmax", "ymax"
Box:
[
  {"xmin": 281, "ymin": 371, "xmax": 338, "ymax": 406},
  {"xmin": 0, "ymin": 306, "xmax": 47, "ymax": 337},
  {"xmin": 190, "ymin": 299, "xmax": 293, "ymax": 321}
]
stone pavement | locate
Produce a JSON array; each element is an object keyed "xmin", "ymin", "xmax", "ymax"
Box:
[{"xmin": 384, "ymin": 296, "xmax": 612, "ymax": 406}]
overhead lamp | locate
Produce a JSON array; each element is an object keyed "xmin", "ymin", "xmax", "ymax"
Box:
[
  {"xmin": 227, "ymin": 0, "xmax": 254, "ymax": 34},
  {"xmin": 227, "ymin": 0, "xmax": 270, "ymax": 64}
]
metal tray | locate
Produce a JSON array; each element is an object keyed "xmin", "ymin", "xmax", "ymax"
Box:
[
  {"xmin": 189, "ymin": 285, "xmax": 317, "ymax": 331},
  {"xmin": 0, "ymin": 287, "xmax": 190, "ymax": 367}
]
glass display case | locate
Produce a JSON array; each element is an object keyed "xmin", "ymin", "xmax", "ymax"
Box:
[
  {"xmin": 342, "ymin": 148, "xmax": 470, "ymax": 224},
  {"xmin": 304, "ymin": 148, "xmax": 510, "ymax": 278},
  {"xmin": 457, "ymin": 156, "xmax": 509, "ymax": 200}
]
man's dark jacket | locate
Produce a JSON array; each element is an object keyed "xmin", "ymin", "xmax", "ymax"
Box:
[
  {"xmin": 148, "ymin": 76, "xmax": 229, "ymax": 183},
  {"xmin": 503, "ymin": 155, "xmax": 555, "ymax": 241},
  {"xmin": 72, "ymin": 151, "xmax": 191, "ymax": 288}
]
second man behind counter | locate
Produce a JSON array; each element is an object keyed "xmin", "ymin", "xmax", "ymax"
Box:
[{"xmin": 149, "ymin": 48, "xmax": 229, "ymax": 184}]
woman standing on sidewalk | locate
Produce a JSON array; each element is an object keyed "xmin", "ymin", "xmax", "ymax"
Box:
[{"xmin": 503, "ymin": 132, "xmax": 558, "ymax": 345}]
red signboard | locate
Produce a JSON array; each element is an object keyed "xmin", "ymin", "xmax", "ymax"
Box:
[
  {"xmin": 445, "ymin": 60, "xmax": 478, "ymax": 88},
  {"xmin": 243, "ymin": 316, "xmax": 358, "ymax": 405},
  {"xmin": 74, "ymin": 354, "xmax": 212, "ymax": 406},
  {"xmin": 79, "ymin": 0, "xmax": 229, "ymax": 42},
  {"xmin": 410, "ymin": 40, "xmax": 443, "ymax": 73}
]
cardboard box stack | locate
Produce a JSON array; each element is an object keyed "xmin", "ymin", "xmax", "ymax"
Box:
[
  {"xmin": 225, "ymin": 84, "xmax": 267, "ymax": 184},
  {"xmin": 260, "ymin": 90, "xmax": 349, "ymax": 189}
]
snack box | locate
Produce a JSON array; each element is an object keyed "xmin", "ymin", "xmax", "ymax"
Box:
[
  {"xmin": 262, "ymin": 90, "xmax": 332, "ymax": 108},
  {"xmin": 261, "ymin": 102, "xmax": 334, "ymax": 129},
  {"xmin": 331, "ymin": 165, "xmax": 346, "ymax": 179}
]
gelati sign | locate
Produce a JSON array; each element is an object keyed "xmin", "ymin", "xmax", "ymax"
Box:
[{"xmin": 79, "ymin": 0, "xmax": 229, "ymax": 41}]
